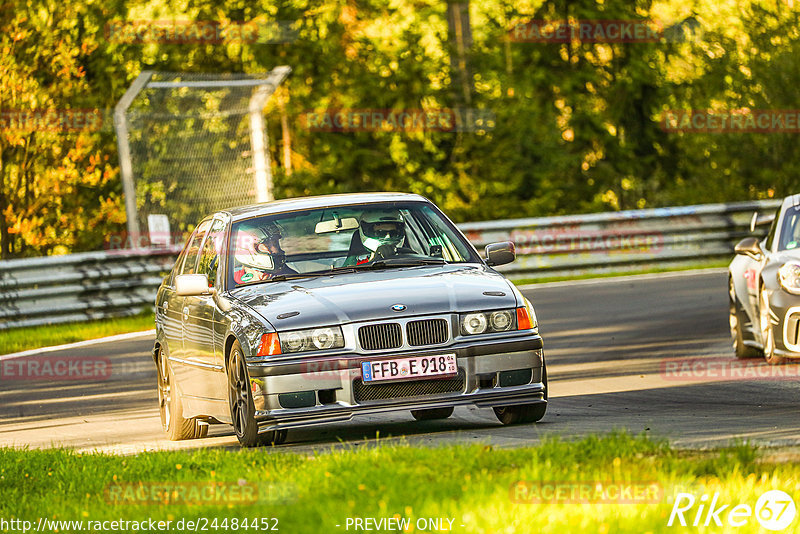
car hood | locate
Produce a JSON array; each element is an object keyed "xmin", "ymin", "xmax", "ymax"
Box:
[
  {"xmin": 228, "ymin": 264, "xmax": 518, "ymax": 330},
  {"xmin": 775, "ymin": 250, "xmax": 800, "ymax": 263}
]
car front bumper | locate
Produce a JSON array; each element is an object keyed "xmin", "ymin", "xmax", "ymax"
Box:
[
  {"xmin": 767, "ymin": 288, "xmax": 800, "ymax": 357},
  {"xmin": 245, "ymin": 333, "xmax": 545, "ymax": 432}
]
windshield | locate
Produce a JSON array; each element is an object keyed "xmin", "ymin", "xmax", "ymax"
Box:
[
  {"xmin": 228, "ymin": 201, "xmax": 478, "ymax": 286},
  {"xmin": 778, "ymin": 203, "xmax": 800, "ymax": 251}
]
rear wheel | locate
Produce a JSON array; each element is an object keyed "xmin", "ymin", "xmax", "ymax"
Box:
[
  {"xmin": 411, "ymin": 407, "xmax": 454, "ymax": 421},
  {"xmin": 760, "ymin": 286, "xmax": 786, "ymax": 365},
  {"xmin": 157, "ymin": 346, "xmax": 203, "ymax": 440},
  {"xmin": 729, "ymin": 279, "xmax": 760, "ymax": 359},
  {"xmin": 228, "ymin": 341, "xmax": 288, "ymax": 447},
  {"xmin": 494, "ymin": 362, "xmax": 548, "ymax": 425}
]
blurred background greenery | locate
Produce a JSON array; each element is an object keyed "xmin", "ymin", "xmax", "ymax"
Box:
[{"xmin": 1, "ymin": 0, "xmax": 797, "ymax": 258}]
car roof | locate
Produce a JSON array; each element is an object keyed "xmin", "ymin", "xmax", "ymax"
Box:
[
  {"xmin": 785, "ymin": 193, "xmax": 800, "ymax": 209},
  {"xmin": 221, "ymin": 192, "xmax": 431, "ymax": 221}
]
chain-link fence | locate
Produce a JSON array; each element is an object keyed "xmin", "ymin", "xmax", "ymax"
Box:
[{"xmin": 114, "ymin": 68, "xmax": 291, "ymax": 245}]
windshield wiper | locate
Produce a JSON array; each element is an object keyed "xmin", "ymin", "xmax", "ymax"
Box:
[
  {"xmin": 354, "ymin": 258, "xmax": 447, "ymax": 269},
  {"xmin": 263, "ymin": 259, "xmax": 448, "ymax": 283},
  {"xmin": 265, "ymin": 272, "xmax": 330, "ymax": 282}
]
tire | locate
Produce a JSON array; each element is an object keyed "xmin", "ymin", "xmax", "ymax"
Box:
[
  {"xmin": 493, "ymin": 361, "xmax": 548, "ymax": 425},
  {"xmin": 411, "ymin": 407, "xmax": 454, "ymax": 421},
  {"xmin": 228, "ymin": 341, "xmax": 289, "ymax": 447},
  {"xmin": 729, "ymin": 279, "xmax": 761, "ymax": 359},
  {"xmin": 157, "ymin": 346, "xmax": 202, "ymax": 441},
  {"xmin": 759, "ymin": 285, "xmax": 786, "ymax": 365}
]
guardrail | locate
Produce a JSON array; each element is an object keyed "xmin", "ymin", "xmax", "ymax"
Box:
[
  {"xmin": 461, "ymin": 199, "xmax": 781, "ymax": 280},
  {"xmin": 0, "ymin": 199, "xmax": 781, "ymax": 330},
  {"xmin": 0, "ymin": 247, "xmax": 181, "ymax": 330}
]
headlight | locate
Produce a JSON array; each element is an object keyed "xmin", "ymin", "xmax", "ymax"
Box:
[
  {"xmin": 461, "ymin": 309, "xmax": 520, "ymax": 335},
  {"xmin": 779, "ymin": 262, "xmax": 800, "ymax": 295},
  {"xmin": 462, "ymin": 312, "xmax": 489, "ymax": 334},
  {"xmin": 279, "ymin": 326, "xmax": 345, "ymax": 353}
]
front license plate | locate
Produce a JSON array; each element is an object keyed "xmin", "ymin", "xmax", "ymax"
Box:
[{"xmin": 361, "ymin": 354, "xmax": 457, "ymax": 383}]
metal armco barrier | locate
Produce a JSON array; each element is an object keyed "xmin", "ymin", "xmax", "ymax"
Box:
[
  {"xmin": 460, "ymin": 199, "xmax": 781, "ymax": 279},
  {"xmin": 0, "ymin": 247, "xmax": 181, "ymax": 330},
  {"xmin": 0, "ymin": 199, "xmax": 782, "ymax": 330}
]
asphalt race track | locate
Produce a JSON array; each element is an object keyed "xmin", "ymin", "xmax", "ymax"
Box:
[{"xmin": 2, "ymin": 269, "xmax": 799, "ymax": 454}]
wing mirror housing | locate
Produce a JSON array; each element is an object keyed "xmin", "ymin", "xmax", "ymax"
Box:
[
  {"xmin": 485, "ymin": 241, "xmax": 516, "ymax": 267},
  {"xmin": 175, "ymin": 274, "xmax": 232, "ymax": 312},
  {"xmin": 734, "ymin": 237, "xmax": 763, "ymax": 260},
  {"xmin": 749, "ymin": 211, "xmax": 776, "ymax": 233}
]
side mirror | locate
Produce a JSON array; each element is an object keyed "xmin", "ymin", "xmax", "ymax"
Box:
[
  {"xmin": 175, "ymin": 274, "xmax": 211, "ymax": 296},
  {"xmin": 734, "ymin": 237, "xmax": 763, "ymax": 259},
  {"xmin": 175, "ymin": 273, "xmax": 232, "ymax": 311},
  {"xmin": 485, "ymin": 241, "xmax": 516, "ymax": 267},
  {"xmin": 749, "ymin": 211, "xmax": 776, "ymax": 233}
]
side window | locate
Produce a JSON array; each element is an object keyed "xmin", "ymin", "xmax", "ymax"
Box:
[
  {"xmin": 778, "ymin": 206, "xmax": 800, "ymax": 251},
  {"xmin": 765, "ymin": 206, "xmax": 782, "ymax": 251},
  {"xmin": 197, "ymin": 219, "xmax": 226, "ymax": 286},
  {"xmin": 180, "ymin": 219, "xmax": 212, "ymax": 275}
]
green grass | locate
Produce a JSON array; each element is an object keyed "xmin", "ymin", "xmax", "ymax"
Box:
[
  {"xmin": 0, "ymin": 433, "xmax": 795, "ymax": 533},
  {"xmin": 0, "ymin": 311, "xmax": 154, "ymax": 355},
  {"xmin": 511, "ymin": 260, "xmax": 730, "ymax": 286}
]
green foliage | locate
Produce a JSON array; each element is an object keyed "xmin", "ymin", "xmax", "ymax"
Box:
[{"xmin": 1, "ymin": 0, "xmax": 797, "ymax": 258}]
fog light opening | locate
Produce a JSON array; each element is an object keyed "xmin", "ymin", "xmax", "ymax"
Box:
[{"xmin": 317, "ymin": 389, "xmax": 337, "ymax": 405}]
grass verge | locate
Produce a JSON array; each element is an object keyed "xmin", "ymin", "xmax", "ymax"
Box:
[
  {"xmin": 0, "ymin": 311, "xmax": 154, "ymax": 355},
  {"xmin": 0, "ymin": 433, "xmax": 795, "ymax": 533}
]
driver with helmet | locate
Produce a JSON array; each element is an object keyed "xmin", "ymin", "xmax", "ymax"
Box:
[
  {"xmin": 345, "ymin": 210, "xmax": 410, "ymax": 266},
  {"xmin": 234, "ymin": 221, "xmax": 296, "ymax": 283}
]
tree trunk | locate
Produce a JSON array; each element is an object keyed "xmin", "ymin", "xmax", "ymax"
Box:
[
  {"xmin": 0, "ymin": 147, "xmax": 8, "ymax": 259},
  {"xmin": 446, "ymin": 1, "xmax": 473, "ymax": 107}
]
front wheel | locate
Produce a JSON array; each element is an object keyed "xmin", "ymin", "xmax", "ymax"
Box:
[
  {"xmin": 760, "ymin": 286, "xmax": 786, "ymax": 365},
  {"xmin": 494, "ymin": 362, "xmax": 548, "ymax": 425},
  {"xmin": 228, "ymin": 341, "xmax": 288, "ymax": 447},
  {"xmin": 730, "ymin": 279, "xmax": 760, "ymax": 359}
]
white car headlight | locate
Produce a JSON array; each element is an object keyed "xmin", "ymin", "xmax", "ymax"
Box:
[
  {"xmin": 312, "ymin": 327, "xmax": 337, "ymax": 349},
  {"xmin": 779, "ymin": 262, "xmax": 800, "ymax": 295},
  {"xmin": 460, "ymin": 308, "xmax": 534, "ymax": 335},
  {"xmin": 279, "ymin": 326, "xmax": 345, "ymax": 353},
  {"xmin": 462, "ymin": 312, "xmax": 489, "ymax": 335}
]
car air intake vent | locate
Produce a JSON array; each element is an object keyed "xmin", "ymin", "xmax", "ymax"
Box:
[
  {"xmin": 353, "ymin": 369, "xmax": 466, "ymax": 402},
  {"xmin": 406, "ymin": 319, "xmax": 449, "ymax": 346},
  {"xmin": 358, "ymin": 323, "xmax": 403, "ymax": 351}
]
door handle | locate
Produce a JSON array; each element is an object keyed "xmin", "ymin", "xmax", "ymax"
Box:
[{"xmin": 183, "ymin": 307, "xmax": 189, "ymax": 322}]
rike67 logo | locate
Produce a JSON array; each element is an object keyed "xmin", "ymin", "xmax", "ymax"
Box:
[{"xmin": 668, "ymin": 490, "xmax": 796, "ymax": 530}]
